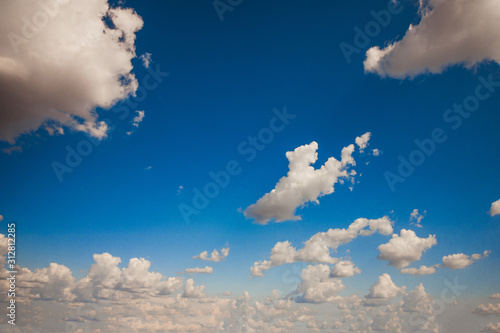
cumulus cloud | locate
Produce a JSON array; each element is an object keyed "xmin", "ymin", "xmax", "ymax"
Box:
[
  {"xmin": 182, "ymin": 266, "xmax": 213, "ymax": 274},
  {"xmin": 490, "ymin": 198, "xmax": 500, "ymax": 217},
  {"xmin": 364, "ymin": 0, "xmax": 500, "ymax": 78},
  {"xmin": 0, "ymin": 0, "xmax": 144, "ymax": 143},
  {"xmin": 400, "ymin": 265, "xmax": 437, "ymax": 276},
  {"xmin": 244, "ymin": 134, "xmax": 371, "ymax": 224},
  {"xmin": 295, "ymin": 264, "xmax": 345, "ymax": 303},
  {"xmin": 182, "ymin": 278, "xmax": 206, "ymax": 298},
  {"xmin": 366, "ymin": 273, "xmax": 405, "ymax": 299},
  {"xmin": 377, "ymin": 229, "xmax": 437, "ymax": 269},
  {"xmin": 330, "ymin": 260, "xmax": 361, "ymax": 278},
  {"xmin": 403, "ymin": 283, "xmax": 432, "ymax": 312},
  {"xmin": 193, "ymin": 247, "xmax": 229, "ymax": 262},
  {"xmin": 410, "ymin": 209, "xmax": 426, "ymax": 228},
  {"xmin": 250, "ymin": 216, "xmax": 393, "ymax": 277},
  {"xmin": 355, "ymin": 132, "xmax": 371, "ymax": 152},
  {"xmin": 491, "ymin": 293, "xmax": 500, "ymax": 299},
  {"xmin": 441, "ymin": 250, "xmax": 490, "ymax": 270},
  {"xmin": 474, "ymin": 303, "xmax": 500, "ymax": 315},
  {"xmin": 483, "ymin": 322, "xmax": 500, "ymax": 332}
]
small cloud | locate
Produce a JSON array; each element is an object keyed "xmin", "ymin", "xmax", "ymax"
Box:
[
  {"xmin": 133, "ymin": 110, "xmax": 145, "ymax": 128},
  {"xmin": 193, "ymin": 247, "xmax": 230, "ymax": 262},
  {"xmin": 177, "ymin": 186, "xmax": 184, "ymax": 195},
  {"xmin": 127, "ymin": 111, "xmax": 145, "ymax": 135},
  {"xmin": 355, "ymin": 132, "xmax": 371, "ymax": 153},
  {"xmin": 489, "ymin": 198, "xmax": 500, "ymax": 217},
  {"xmin": 372, "ymin": 148, "xmax": 381, "ymax": 156},
  {"xmin": 181, "ymin": 266, "xmax": 213, "ymax": 275},
  {"xmin": 2, "ymin": 146, "xmax": 22, "ymax": 155},
  {"xmin": 140, "ymin": 53, "xmax": 152, "ymax": 68},
  {"xmin": 144, "ymin": 166, "xmax": 152, "ymax": 171},
  {"xmin": 410, "ymin": 209, "xmax": 426, "ymax": 228}
]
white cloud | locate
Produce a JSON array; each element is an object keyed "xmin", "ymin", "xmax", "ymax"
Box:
[
  {"xmin": 193, "ymin": 247, "xmax": 229, "ymax": 262},
  {"xmin": 330, "ymin": 260, "xmax": 361, "ymax": 278},
  {"xmin": 483, "ymin": 323, "xmax": 500, "ymax": 333},
  {"xmin": 182, "ymin": 278, "xmax": 206, "ymax": 298},
  {"xmin": 400, "ymin": 265, "xmax": 437, "ymax": 276},
  {"xmin": 250, "ymin": 216, "xmax": 393, "ymax": 277},
  {"xmin": 182, "ymin": 266, "xmax": 213, "ymax": 274},
  {"xmin": 0, "ymin": 0, "xmax": 144, "ymax": 143},
  {"xmin": 296, "ymin": 264, "xmax": 345, "ymax": 303},
  {"xmin": 355, "ymin": 132, "xmax": 371, "ymax": 152},
  {"xmin": 474, "ymin": 303, "xmax": 500, "ymax": 315},
  {"xmin": 364, "ymin": 0, "xmax": 500, "ymax": 78},
  {"xmin": 244, "ymin": 134, "xmax": 371, "ymax": 224},
  {"xmin": 490, "ymin": 198, "xmax": 500, "ymax": 217},
  {"xmin": 366, "ymin": 273, "xmax": 405, "ymax": 299},
  {"xmin": 377, "ymin": 229, "xmax": 437, "ymax": 268},
  {"xmin": 490, "ymin": 293, "xmax": 500, "ymax": 299},
  {"xmin": 132, "ymin": 110, "xmax": 145, "ymax": 127},
  {"xmin": 410, "ymin": 209, "xmax": 426, "ymax": 228},
  {"xmin": 372, "ymin": 148, "xmax": 380, "ymax": 156},
  {"xmin": 403, "ymin": 283, "xmax": 432, "ymax": 314},
  {"xmin": 140, "ymin": 53, "xmax": 152, "ymax": 68},
  {"xmin": 441, "ymin": 250, "xmax": 490, "ymax": 270}
]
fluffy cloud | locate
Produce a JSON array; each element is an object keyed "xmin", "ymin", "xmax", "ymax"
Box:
[
  {"xmin": 182, "ymin": 266, "xmax": 214, "ymax": 274},
  {"xmin": 355, "ymin": 132, "xmax": 371, "ymax": 152},
  {"xmin": 490, "ymin": 198, "xmax": 500, "ymax": 217},
  {"xmin": 296, "ymin": 264, "xmax": 345, "ymax": 303},
  {"xmin": 330, "ymin": 260, "xmax": 361, "ymax": 278},
  {"xmin": 182, "ymin": 278, "xmax": 206, "ymax": 298},
  {"xmin": 250, "ymin": 216, "xmax": 393, "ymax": 277},
  {"xmin": 483, "ymin": 323, "xmax": 500, "ymax": 333},
  {"xmin": 441, "ymin": 250, "xmax": 490, "ymax": 270},
  {"xmin": 193, "ymin": 247, "xmax": 229, "ymax": 262},
  {"xmin": 491, "ymin": 293, "xmax": 500, "ymax": 299},
  {"xmin": 0, "ymin": 0, "xmax": 144, "ymax": 143},
  {"xmin": 403, "ymin": 283, "xmax": 435, "ymax": 315},
  {"xmin": 400, "ymin": 265, "xmax": 437, "ymax": 276},
  {"xmin": 366, "ymin": 273, "xmax": 405, "ymax": 299},
  {"xmin": 474, "ymin": 303, "xmax": 500, "ymax": 315},
  {"xmin": 364, "ymin": 0, "xmax": 500, "ymax": 78},
  {"xmin": 377, "ymin": 229, "xmax": 437, "ymax": 268},
  {"xmin": 410, "ymin": 209, "xmax": 426, "ymax": 228},
  {"xmin": 244, "ymin": 134, "xmax": 371, "ymax": 224}
]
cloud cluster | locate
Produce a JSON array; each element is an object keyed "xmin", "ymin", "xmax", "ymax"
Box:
[
  {"xmin": 296, "ymin": 264, "xmax": 345, "ymax": 303},
  {"xmin": 364, "ymin": 0, "xmax": 500, "ymax": 78},
  {"xmin": 244, "ymin": 133, "xmax": 372, "ymax": 224},
  {"xmin": 0, "ymin": 0, "xmax": 144, "ymax": 143},
  {"xmin": 250, "ymin": 216, "xmax": 393, "ymax": 277},
  {"xmin": 193, "ymin": 247, "xmax": 229, "ymax": 262}
]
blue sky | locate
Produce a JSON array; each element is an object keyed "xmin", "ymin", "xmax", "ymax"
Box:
[{"xmin": 1, "ymin": 0, "xmax": 500, "ymax": 332}]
